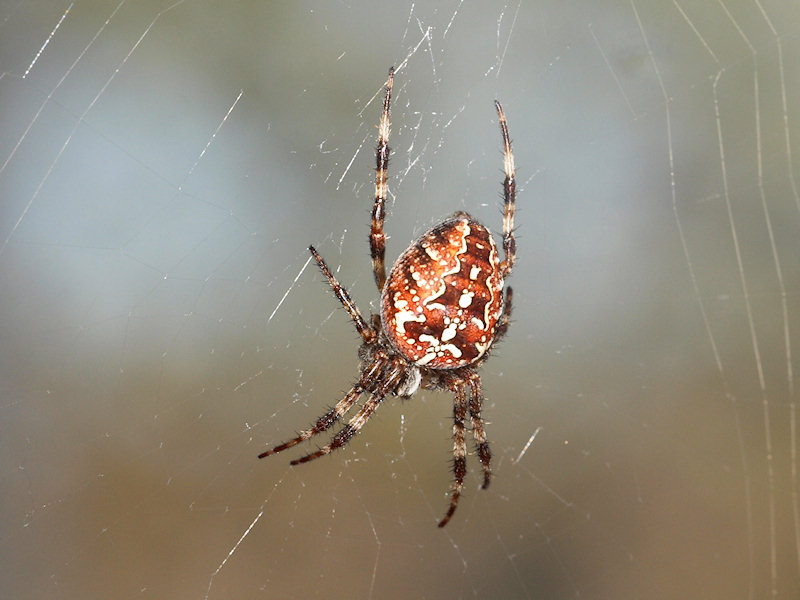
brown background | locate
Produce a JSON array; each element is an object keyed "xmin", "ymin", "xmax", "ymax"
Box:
[{"xmin": 2, "ymin": 1, "xmax": 799, "ymax": 598}]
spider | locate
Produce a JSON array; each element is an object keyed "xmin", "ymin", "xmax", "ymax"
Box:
[{"xmin": 259, "ymin": 67, "xmax": 516, "ymax": 527}]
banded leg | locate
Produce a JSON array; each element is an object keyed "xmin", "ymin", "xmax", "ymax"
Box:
[
  {"xmin": 439, "ymin": 380, "xmax": 469, "ymax": 528},
  {"xmin": 258, "ymin": 387, "xmax": 362, "ymax": 459},
  {"xmin": 309, "ymin": 245, "xmax": 375, "ymax": 344},
  {"xmin": 258, "ymin": 353, "xmax": 389, "ymax": 459},
  {"xmin": 493, "ymin": 286, "xmax": 513, "ymax": 344},
  {"xmin": 291, "ymin": 393, "xmax": 384, "ymax": 464},
  {"xmin": 467, "ymin": 374, "xmax": 492, "ymax": 489},
  {"xmin": 370, "ymin": 67, "xmax": 394, "ymax": 292},
  {"xmin": 494, "ymin": 101, "xmax": 516, "ymax": 278},
  {"xmin": 291, "ymin": 358, "xmax": 406, "ymax": 464}
]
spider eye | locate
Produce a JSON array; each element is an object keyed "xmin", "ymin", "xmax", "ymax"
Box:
[{"xmin": 380, "ymin": 214, "xmax": 504, "ymax": 369}]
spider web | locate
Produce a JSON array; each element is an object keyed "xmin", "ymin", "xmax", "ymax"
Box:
[{"xmin": 2, "ymin": 1, "xmax": 799, "ymax": 598}]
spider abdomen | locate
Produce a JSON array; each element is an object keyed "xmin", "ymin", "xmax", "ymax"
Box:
[{"xmin": 380, "ymin": 213, "xmax": 504, "ymax": 369}]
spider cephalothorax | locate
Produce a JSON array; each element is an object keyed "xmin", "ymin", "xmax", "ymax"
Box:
[{"xmin": 260, "ymin": 68, "xmax": 517, "ymax": 527}]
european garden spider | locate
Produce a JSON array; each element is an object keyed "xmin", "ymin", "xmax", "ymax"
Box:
[{"xmin": 260, "ymin": 68, "xmax": 517, "ymax": 527}]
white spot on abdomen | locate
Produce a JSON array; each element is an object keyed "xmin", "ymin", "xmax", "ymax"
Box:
[{"xmin": 458, "ymin": 290, "xmax": 474, "ymax": 308}]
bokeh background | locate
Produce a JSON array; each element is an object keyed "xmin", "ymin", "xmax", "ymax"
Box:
[{"xmin": 2, "ymin": 1, "xmax": 799, "ymax": 598}]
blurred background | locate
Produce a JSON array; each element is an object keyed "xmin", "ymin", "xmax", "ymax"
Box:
[{"xmin": 2, "ymin": 1, "xmax": 799, "ymax": 598}]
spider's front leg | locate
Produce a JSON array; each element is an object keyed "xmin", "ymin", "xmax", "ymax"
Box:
[
  {"xmin": 290, "ymin": 355, "xmax": 406, "ymax": 464},
  {"xmin": 257, "ymin": 386, "xmax": 363, "ymax": 459},
  {"xmin": 258, "ymin": 351, "xmax": 398, "ymax": 461},
  {"xmin": 257, "ymin": 246, "xmax": 381, "ymax": 460},
  {"xmin": 439, "ymin": 378, "xmax": 470, "ymax": 528},
  {"xmin": 467, "ymin": 374, "xmax": 491, "ymax": 490},
  {"xmin": 437, "ymin": 371, "xmax": 492, "ymax": 528}
]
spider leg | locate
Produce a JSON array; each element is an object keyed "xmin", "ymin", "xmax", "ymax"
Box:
[
  {"xmin": 494, "ymin": 101, "xmax": 516, "ymax": 278},
  {"xmin": 275, "ymin": 356, "xmax": 406, "ymax": 465},
  {"xmin": 257, "ymin": 386, "xmax": 362, "ymax": 459},
  {"xmin": 309, "ymin": 245, "xmax": 376, "ymax": 344},
  {"xmin": 289, "ymin": 355, "xmax": 406, "ymax": 465},
  {"xmin": 258, "ymin": 353, "xmax": 391, "ymax": 459},
  {"xmin": 291, "ymin": 392, "xmax": 384, "ymax": 465},
  {"xmin": 370, "ymin": 67, "xmax": 394, "ymax": 292},
  {"xmin": 493, "ymin": 286, "xmax": 513, "ymax": 344},
  {"xmin": 439, "ymin": 379, "xmax": 469, "ymax": 528},
  {"xmin": 467, "ymin": 374, "xmax": 492, "ymax": 489}
]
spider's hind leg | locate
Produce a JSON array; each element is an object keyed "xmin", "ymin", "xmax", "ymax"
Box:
[
  {"xmin": 369, "ymin": 67, "xmax": 394, "ymax": 292},
  {"xmin": 493, "ymin": 286, "xmax": 513, "ymax": 344},
  {"xmin": 494, "ymin": 101, "xmax": 516, "ymax": 279},
  {"xmin": 309, "ymin": 245, "xmax": 376, "ymax": 344}
]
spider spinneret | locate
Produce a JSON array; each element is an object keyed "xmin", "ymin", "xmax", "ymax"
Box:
[{"xmin": 259, "ymin": 67, "xmax": 517, "ymax": 527}]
